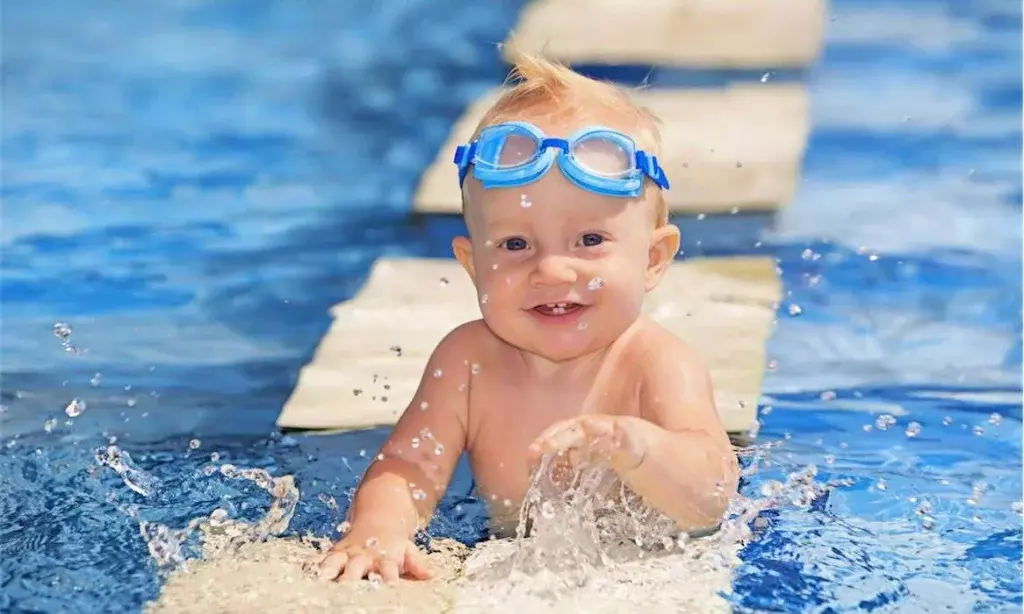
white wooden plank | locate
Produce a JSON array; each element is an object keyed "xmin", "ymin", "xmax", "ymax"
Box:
[
  {"xmin": 504, "ymin": 0, "xmax": 828, "ymax": 68},
  {"xmin": 413, "ymin": 84, "xmax": 809, "ymax": 215},
  {"xmin": 278, "ymin": 257, "xmax": 780, "ymax": 435}
]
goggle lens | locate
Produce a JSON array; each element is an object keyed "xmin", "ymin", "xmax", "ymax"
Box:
[{"xmin": 570, "ymin": 135, "xmax": 633, "ymax": 178}]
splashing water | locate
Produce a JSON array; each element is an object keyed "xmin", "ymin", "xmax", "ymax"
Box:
[
  {"xmin": 459, "ymin": 441, "xmax": 840, "ymax": 609},
  {"xmin": 94, "ymin": 445, "xmax": 159, "ymax": 497},
  {"xmin": 93, "ymin": 449, "xmax": 301, "ymax": 574}
]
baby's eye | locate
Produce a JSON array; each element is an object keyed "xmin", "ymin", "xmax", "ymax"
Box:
[
  {"xmin": 578, "ymin": 233, "xmax": 604, "ymax": 247},
  {"xmin": 501, "ymin": 237, "xmax": 529, "ymax": 251}
]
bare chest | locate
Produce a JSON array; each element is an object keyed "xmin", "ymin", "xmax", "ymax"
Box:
[{"xmin": 464, "ymin": 371, "xmax": 640, "ymax": 531}]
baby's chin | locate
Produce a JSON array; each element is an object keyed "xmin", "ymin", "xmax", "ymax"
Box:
[{"xmin": 485, "ymin": 315, "xmax": 620, "ymax": 363}]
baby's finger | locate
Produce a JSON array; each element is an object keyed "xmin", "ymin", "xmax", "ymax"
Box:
[
  {"xmin": 579, "ymin": 416, "xmax": 614, "ymax": 438},
  {"xmin": 537, "ymin": 423, "xmax": 588, "ymax": 455},
  {"xmin": 403, "ymin": 545, "xmax": 433, "ymax": 580},
  {"xmin": 317, "ymin": 550, "xmax": 349, "ymax": 582},
  {"xmin": 379, "ymin": 559, "xmax": 401, "ymax": 583},
  {"xmin": 339, "ymin": 553, "xmax": 372, "ymax": 582}
]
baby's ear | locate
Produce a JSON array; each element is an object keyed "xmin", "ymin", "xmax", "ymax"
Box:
[
  {"xmin": 452, "ymin": 236, "xmax": 476, "ymax": 281},
  {"xmin": 645, "ymin": 224, "xmax": 680, "ymax": 291}
]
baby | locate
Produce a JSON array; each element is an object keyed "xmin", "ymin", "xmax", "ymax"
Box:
[{"xmin": 317, "ymin": 53, "xmax": 739, "ymax": 582}]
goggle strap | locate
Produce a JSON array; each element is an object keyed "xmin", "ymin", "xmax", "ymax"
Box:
[
  {"xmin": 453, "ymin": 142, "xmax": 477, "ymax": 185},
  {"xmin": 636, "ymin": 151, "xmax": 670, "ymax": 190}
]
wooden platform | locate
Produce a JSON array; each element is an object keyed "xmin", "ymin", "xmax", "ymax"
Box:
[
  {"xmin": 412, "ymin": 84, "xmax": 809, "ymax": 216},
  {"xmin": 277, "ymin": 256, "xmax": 781, "ymax": 436},
  {"xmin": 504, "ymin": 0, "xmax": 828, "ymax": 67}
]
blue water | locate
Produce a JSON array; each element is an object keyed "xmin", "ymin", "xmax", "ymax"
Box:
[{"xmin": 2, "ymin": 0, "xmax": 1021, "ymax": 612}]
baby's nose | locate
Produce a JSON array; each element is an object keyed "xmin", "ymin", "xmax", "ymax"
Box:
[{"xmin": 531, "ymin": 255, "xmax": 578, "ymax": 286}]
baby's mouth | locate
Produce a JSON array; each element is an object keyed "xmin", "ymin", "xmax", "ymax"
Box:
[{"xmin": 533, "ymin": 302, "xmax": 583, "ymax": 316}]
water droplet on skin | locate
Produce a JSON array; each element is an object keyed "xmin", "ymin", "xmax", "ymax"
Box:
[
  {"xmin": 502, "ymin": 498, "xmax": 512, "ymax": 508},
  {"xmin": 480, "ymin": 294, "xmax": 489, "ymax": 305},
  {"xmin": 787, "ymin": 304, "xmax": 803, "ymax": 316},
  {"xmin": 337, "ymin": 521, "xmax": 352, "ymax": 534},
  {"xmin": 411, "ymin": 437, "xmax": 420, "ymax": 449},
  {"xmin": 520, "ymin": 194, "xmax": 532, "ymax": 208},
  {"xmin": 411, "ymin": 488, "xmax": 427, "ymax": 501},
  {"xmin": 576, "ymin": 321, "xmax": 588, "ymax": 330},
  {"xmin": 433, "ymin": 369, "xmax": 443, "ymax": 378},
  {"xmin": 471, "ymin": 363, "xmax": 481, "ymax": 375},
  {"xmin": 365, "ymin": 537, "xmax": 379, "ymax": 548},
  {"xmin": 65, "ymin": 398, "xmax": 86, "ymax": 417},
  {"xmin": 587, "ymin": 277, "xmax": 605, "ymax": 291},
  {"xmin": 874, "ymin": 414, "xmax": 897, "ymax": 431},
  {"xmin": 43, "ymin": 418, "xmax": 57, "ymax": 433},
  {"xmin": 189, "ymin": 439, "xmax": 201, "ymax": 450},
  {"xmin": 376, "ymin": 453, "xmax": 385, "ymax": 461},
  {"xmin": 988, "ymin": 412, "xmax": 1002, "ymax": 425},
  {"xmin": 492, "ymin": 263, "xmax": 499, "ymax": 270},
  {"xmin": 420, "ymin": 401, "xmax": 430, "ymax": 411},
  {"xmin": 904, "ymin": 421, "xmax": 922, "ymax": 437},
  {"xmin": 434, "ymin": 444, "xmax": 445, "ymax": 456}
]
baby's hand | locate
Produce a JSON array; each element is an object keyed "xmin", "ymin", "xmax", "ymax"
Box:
[
  {"xmin": 312, "ymin": 528, "xmax": 432, "ymax": 583},
  {"xmin": 527, "ymin": 415, "xmax": 647, "ymax": 475}
]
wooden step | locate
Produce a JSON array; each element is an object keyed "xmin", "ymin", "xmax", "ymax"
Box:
[
  {"xmin": 504, "ymin": 0, "xmax": 828, "ymax": 68},
  {"xmin": 277, "ymin": 257, "xmax": 781, "ymax": 436},
  {"xmin": 413, "ymin": 84, "xmax": 809, "ymax": 216}
]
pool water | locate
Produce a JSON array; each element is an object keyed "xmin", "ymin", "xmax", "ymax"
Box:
[{"xmin": 2, "ymin": 0, "xmax": 1021, "ymax": 612}]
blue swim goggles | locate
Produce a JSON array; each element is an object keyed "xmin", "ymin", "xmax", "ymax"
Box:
[{"xmin": 453, "ymin": 121, "xmax": 670, "ymax": 198}]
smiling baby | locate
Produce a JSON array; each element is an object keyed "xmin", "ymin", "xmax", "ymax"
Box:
[{"xmin": 316, "ymin": 52, "xmax": 739, "ymax": 583}]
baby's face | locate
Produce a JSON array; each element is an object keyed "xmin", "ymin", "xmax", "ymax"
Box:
[{"xmin": 457, "ymin": 115, "xmax": 672, "ymax": 363}]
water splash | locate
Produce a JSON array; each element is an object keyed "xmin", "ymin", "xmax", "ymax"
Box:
[
  {"xmin": 94, "ymin": 445, "xmax": 159, "ymax": 497},
  {"xmin": 98, "ymin": 453, "xmax": 301, "ymax": 573},
  {"xmin": 459, "ymin": 440, "xmax": 844, "ymax": 607}
]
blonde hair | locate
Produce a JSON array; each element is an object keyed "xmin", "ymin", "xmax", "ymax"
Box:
[{"xmin": 464, "ymin": 51, "xmax": 669, "ymax": 226}]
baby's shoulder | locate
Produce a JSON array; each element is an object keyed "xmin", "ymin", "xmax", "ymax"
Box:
[
  {"xmin": 433, "ymin": 319, "xmax": 506, "ymax": 363},
  {"xmin": 625, "ymin": 317, "xmax": 708, "ymax": 370}
]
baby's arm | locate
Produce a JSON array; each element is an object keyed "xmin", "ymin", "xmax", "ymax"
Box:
[
  {"xmin": 623, "ymin": 332, "xmax": 739, "ymax": 532},
  {"xmin": 319, "ymin": 323, "xmax": 475, "ymax": 582}
]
